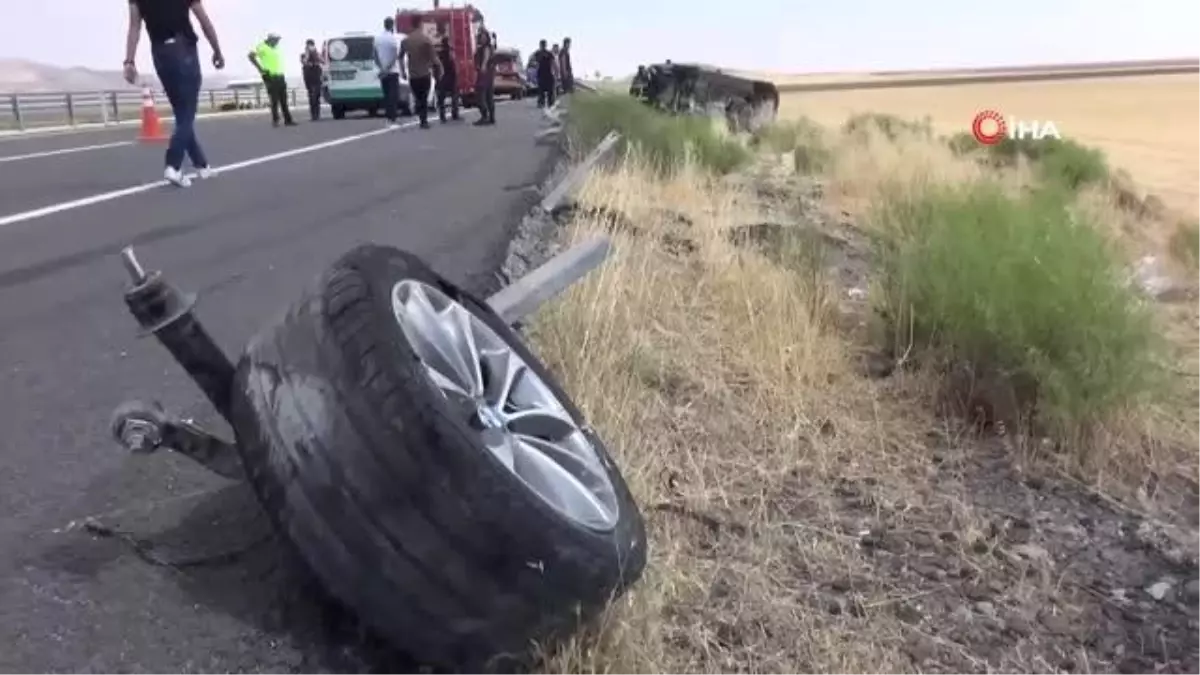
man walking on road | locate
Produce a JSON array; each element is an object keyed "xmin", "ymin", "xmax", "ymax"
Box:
[
  {"xmin": 123, "ymin": 0, "xmax": 225, "ymax": 187},
  {"xmin": 248, "ymin": 32, "xmax": 296, "ymax": 127},
  {"xmin": 472, "ymin": 26, "xmax": 496, "ymax": 126},
  {"xmin": 374, "ymin": 17, "xmax": 402, "ymax": 128},
  {"xmin": 399, "ymin": 14, "xmax": 441, "ymax": 130},
  {"xmin": 435, "ymin": 33, "xmax": 460, "ymax": 123},
  {"xmin": 300, "ymin": 38, "xmax": 323, "ymax": 121},
  {"xmin": 532, "ymin": 39, "xmax": 556, "ymax": 109},
  {"xmin": 559, "ymin": 37, "xmax": 575, "ymax": 94}
]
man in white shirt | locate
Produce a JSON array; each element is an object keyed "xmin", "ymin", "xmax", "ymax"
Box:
[{"xmin": 373, "ymin": 16, "xmax": 402, "ymax": 127}]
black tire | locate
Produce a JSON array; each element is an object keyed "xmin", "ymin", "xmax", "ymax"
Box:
[
  {"xmin": 331, "ymin": 104, "xmax": 346, "ymax": 120},
  {"xmin": 228, "ymin": 244, "xmax": 647, "ymax": 671}
]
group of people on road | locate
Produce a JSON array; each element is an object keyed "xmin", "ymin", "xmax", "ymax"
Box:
[
  {"xmin": 527, "ymin": 38, "xmax": 574, "ymax": 109},
  {"xmin": 121, "ymin": 0, "xmax": 562, "ymax": 187}
]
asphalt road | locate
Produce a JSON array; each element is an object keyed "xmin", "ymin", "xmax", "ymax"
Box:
[{"xmin": 0, "ymin": 104, "xmax": 558, "ymax": 672}]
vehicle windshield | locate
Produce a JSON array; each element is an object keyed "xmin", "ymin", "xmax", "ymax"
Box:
[{"xmin": 329, "ymin": 37, "xmax": 376, "ymax": 64}]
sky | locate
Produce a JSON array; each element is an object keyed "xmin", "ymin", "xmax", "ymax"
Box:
[{"xmin": 3, "ymin": 0, "xmax": 1198, "ymax": 80}]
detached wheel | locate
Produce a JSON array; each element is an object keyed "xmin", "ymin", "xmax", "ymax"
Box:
[{"xmin": 228, "ymin": 244, "xmax": 646, "ymax": 671}]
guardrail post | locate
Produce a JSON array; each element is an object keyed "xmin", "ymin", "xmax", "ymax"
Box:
[
  {"xmin": 9, "ymin": 94, "xmax": 22, "ymax": 131},
  {"xmin": 209, "ymin": 90, "xmax": 216, "ymax": 111},
  {"xmin": 290, "ymin": 88, "xmax": 297, "ymax": 107},
  {"xmin": 255, "ymin": 86, "xmax": 262, "ymax": 108},
  {"xmin": 109, "ymin": 91, "xmax": 120, "ymax": 123},
  {"xmin": 234, "ymin": 90, "xmax": 240, "ymax": 108},
  {"xmin": 65, "ymin": 93, "xmax": 76, "ymax": 126}
]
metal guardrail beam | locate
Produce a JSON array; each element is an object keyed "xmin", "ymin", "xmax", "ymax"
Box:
[
  {"xmin": 539, "ymin": 130, "xmax": 621, "ymax": 214},
  {"xmin": 487, "ymin": 236, "xmax": 613, "ymax": 325},
  {"xmin": 1, "ymin": 87, "xmax": 304, "ymax": 132}
]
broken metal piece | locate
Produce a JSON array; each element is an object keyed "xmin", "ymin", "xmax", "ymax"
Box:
[{"xmin": 110, "ymin": 400, "xmax": 244, "ymax": 480}]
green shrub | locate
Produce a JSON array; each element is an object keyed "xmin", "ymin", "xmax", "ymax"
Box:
[
  {"xmin": 1168, "ymin": 219, "xmax": 1200, "ymax": 270},
  {"xmin": 945, "ymin": 131, "xmax": 979, "ymax": 157},
  {"xmin": 751, "ymin": 117, "xmax": 826, "ymax": 153},
  {"xmin": 566, "ymin": 92, "xmax": 748, "ymax": 175},
  {"xmin": 747, "ymin": 118, "xmax": 832, "ymax": 174},
  {"xmin": 870, "ymin": 180, "xmax": 1162, "ymax": 434},
  {"xmin": 959, "ymin": 135, "xmax": 1110, "ymax": 191},
  {"xmin": 842, "ymin": 113, "xmax": 932, "ymax": 141}
]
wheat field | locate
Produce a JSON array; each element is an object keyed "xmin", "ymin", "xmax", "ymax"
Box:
[{"xmin": 778, "ymin": 73, "xmax": 1200, "ymax": 217}]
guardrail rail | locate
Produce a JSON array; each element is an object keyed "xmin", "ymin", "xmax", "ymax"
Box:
[{"xmin": 2, "ymin": 86, "xmax": 305, "ymax": 132}]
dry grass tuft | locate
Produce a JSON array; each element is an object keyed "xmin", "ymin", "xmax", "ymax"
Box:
[{"xmin": 527, "ymin": 96, "xmax": 1199, "ymax": 673}]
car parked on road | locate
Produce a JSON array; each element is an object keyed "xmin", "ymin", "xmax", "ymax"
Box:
[
  {"xmin": 322, "ymin": 32, "xmax": 413, "ymax": 119},
  {"xmin": 493, "ymin": 47, "xmax": 527, "ymax": 100}
]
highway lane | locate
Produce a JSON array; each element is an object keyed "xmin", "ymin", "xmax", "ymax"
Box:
[
  {"xmin": 0, "ymin": 102, "xmax": 558, "ymax": 672},
  {"xmin": 0, "ymin": 115, "xmax": 405, "ymax": 217}
]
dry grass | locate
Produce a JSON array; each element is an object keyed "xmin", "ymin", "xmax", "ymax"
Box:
[
  {"xmin": 520, "ymin": 85, "xmax": 1200, "ymax": 671},
  {"xmin": 779, "ymin": 73, "xmax": 1200, "ymax": 218}
]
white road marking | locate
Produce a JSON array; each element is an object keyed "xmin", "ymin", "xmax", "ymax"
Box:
[
  {"xmin": 0, "ymin": 120, "xmax": 418, "ymax": 229},
  {"xmin": 0, "ymin": 141, "xmax": 135, "ymax": 164}
]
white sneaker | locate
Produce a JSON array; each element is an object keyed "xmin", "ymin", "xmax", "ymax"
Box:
[
  {"xmin": 195, "ymin": 166, "xmax": 215, "ymax": 180},
  {"xmin": 164, "ymin": 166, "xmax": 192, "ymax": 187}
]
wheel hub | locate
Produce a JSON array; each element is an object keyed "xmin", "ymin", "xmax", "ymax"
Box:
[
  {"xmin": 390, "ymin": 279, "xmax": 620, "ymax": 532},
  {"xmin": 475, "ymin": 402, "xmax": 504, "ymax": 430}
]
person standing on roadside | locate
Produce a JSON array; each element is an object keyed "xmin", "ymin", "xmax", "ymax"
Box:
[
  {"xmin": 472, "ymin": 26, "xmax": 496, "ymax": 126},
  {"xmin": 559, "ymin": 37, "xmax": 574, "ymax": 94},
  {"xmin": 532, "ymin": 39, "xmax": 556, "ymax": 109},
  {"xmin": 373, "ymin": 16, "xmax": 402, "ymax": 128},
  {"xmin": 300, "ymin": 39, "xmax": 323, "ymax": 121},
  {"xmin": 399, "ymin": 14, "xmax": 441, "ymax": 130},
  {"xmin": 550, "ymin": 43, "xmax": 562, "ymax": 94},
  {"xmin": 123, "ymin": 0, "xmax": 224, "ymax": 187},
  {"xmin": 248, "ymin": 32, "xmax": 296, "ymax": 127},
  {"xmin": 435, "ymin": 33, "xmax": 460, "ymax": 123}
]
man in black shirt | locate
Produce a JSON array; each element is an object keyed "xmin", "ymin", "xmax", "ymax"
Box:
[
  {"xmin": 434, "ymin": 34, "xmax": 460, "ymax": 123},
  {"xmin": 532, "ymin": 40, "xmax": 556, "ymax": 109},
  {"xmin": 123, "ymin": 0, "xmax": 225, "ymax": 187},
  {"xmin": 300, "ymin": 38, "xmax": 323, "ymax": 121},
  {"xmin": 472, "ymin": 26, "xmax": 496, "ymax": 126}
]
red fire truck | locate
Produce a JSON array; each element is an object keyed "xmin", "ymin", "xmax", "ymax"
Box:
[{"xmin": 395, "ymin": 2, "xmax": 487, "ymax": 107}]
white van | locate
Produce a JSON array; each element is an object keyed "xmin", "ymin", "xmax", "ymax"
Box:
[{"xmin": 322, "ymin": 31, "xmax": 412, "ymax": 119}]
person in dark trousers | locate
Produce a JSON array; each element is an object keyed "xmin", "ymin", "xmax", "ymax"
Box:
[
  {"xmin": 472, "ymin": 26, "xmax": 496, "ymax": 126},
  {"xmin": 550, "ymin": 43, "xmax": 562, "ymax": 94},
  {"xmin": 559, "ymin": 37, "xmax": 574, "ymax": 94},
  {"xmin": 300, "ymin": 38, "xmax": 323, "ymax": 121},
  {"xmin": 124, "ymin": 0, "xmax": 224, "ymax": 187},
  {"xmin": 249, "ymin": 32, "xmax": 295, "ymax": 127},
  {"xmin": 532, "ymin": 39, "xmax": 556, "ymax": 109},
  {"xmin": 434, "ymin": 34, "xmax": 459, "ymax": 122},
  {"xmin": 373, "ymin": 17, "xmax": 402, "ymax": 127},
  {"xmin": 399, "ymin": 14, "xmax": 440, "ymax": 129}
]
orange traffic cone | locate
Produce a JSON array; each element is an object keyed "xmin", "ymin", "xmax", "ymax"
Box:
[{"xmin": 137, "ymin": 86, "xmax": 167, "ymax": 143}]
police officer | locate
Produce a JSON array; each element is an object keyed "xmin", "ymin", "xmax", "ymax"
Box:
[
  {"xmin": 472, "ymin": 26, "xmax": 496, "ymax": 126},
  {"xmin": 248, "ymin": 31, "xmax": 295, "ymax": 127},
  {"xmin": 300, "ymin": 38, "xmax": 323, "ymax": 121},
  {"xmin": 434, "ymin": 33, "xmax": 459, "ymax": 122}
]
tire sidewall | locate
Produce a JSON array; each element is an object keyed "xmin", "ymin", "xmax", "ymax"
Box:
[{"xmin": 331, "ymin": 248, "xmax": 646, "ymax": 594}]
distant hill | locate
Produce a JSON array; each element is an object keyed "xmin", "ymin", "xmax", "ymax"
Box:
[{"xmin": 0, "ymin": 57, "xmax": 233, "ymax": 92}]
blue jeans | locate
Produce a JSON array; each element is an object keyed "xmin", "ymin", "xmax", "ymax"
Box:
[{"xmin": 151, "ymin": 40, "xmax": 208, "ymax": 171}]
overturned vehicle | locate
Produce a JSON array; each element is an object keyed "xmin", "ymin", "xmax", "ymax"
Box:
[{"xmin": 630, "ymin": 61, "xmax": 781, "ymax": 134}]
